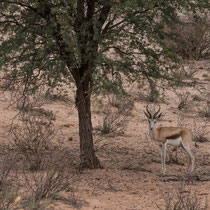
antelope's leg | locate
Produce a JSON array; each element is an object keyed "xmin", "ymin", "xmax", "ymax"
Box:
[
  {"xmin": 181, "ymin": 142, "xmax": 195, "ymax": 173},
  {"xmin": 162, "ymin": 143, "xmax": 167, "ymax": 174},
  {"xmin": 160, "ymin": 144, "xmax": 164, "ymax": 172}
]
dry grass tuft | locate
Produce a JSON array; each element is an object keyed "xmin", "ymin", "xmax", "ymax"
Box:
[
  {"xmin": 193, "ymin": 121, "xmax": 209, "ymax": 143},
  {"xmin": 95, "ymin": 94, "xmax": 133, "ymax": 135},
  {"xmin": 158, "ymin": 183, "xmax": 208, "ymax": 210}
]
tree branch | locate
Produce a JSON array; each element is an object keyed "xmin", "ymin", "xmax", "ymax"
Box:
[
  {"xmin": 102, "ymin": 0, "xmax": 165, "ymax": 36},
  {"xmin": 97, "ymin": 4, "xmax": 112, "ymax": 31},
  {"xmin": 76, "ymin": 0, "xmax": 85, "ymax": 26},
  {"xmin": 86, "ymin": 0, "xmax": 96, "ymax": 21},
  {"xmin": 0, "ymin": 11, "xmax": 21, "ymax": 25}
]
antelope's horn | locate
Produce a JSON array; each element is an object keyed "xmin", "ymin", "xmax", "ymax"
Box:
[
  {"xmin": 153, "ymin": 105, "xmax": 161, "ymax": 118},
  {"xmin": 144, "ymin": 105, "xmax": 152, "ymax": 118}
]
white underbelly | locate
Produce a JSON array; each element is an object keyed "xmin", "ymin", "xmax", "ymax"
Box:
[{"xmin": 166, "ymin": 137, "xmax": 182, "ymax": 146}]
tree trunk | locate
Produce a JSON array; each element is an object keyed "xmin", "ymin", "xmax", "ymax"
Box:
[{"xmin": 76, "ymin": 86, "xmax": 102, "ymax": 169}]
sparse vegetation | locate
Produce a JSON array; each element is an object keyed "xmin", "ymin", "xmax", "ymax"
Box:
[
  {"xmin": 0, "ymin": 1, "xmax": 210, "ymax": 209},
  {"xmin": 19, "ymin": 106, "xmax": 56, "ymax": 121},
  {"xmin": 136, "ymin": 80, "xmax": 164, "ymax": 103},
  {"xmin": 176, "ymin": 91, "xmax": 190, "ymax": 110},
  {"xmin": 164, "ymin": 13, "xmax": 210, "ymax": 60},
  {"xmin": 3, "ymin": 0, "xmax": 208, "ymax": 169},
  {"xmin": 0, "ymin": 155, "xmax": 15, "ymax": 191},
  {"xmin": 0, "ymin": 151, "xmax": 77, "ymax": 209},
  {"xmin": 95, "ymin": 94, "xmax": 133, "ymax": 135},
  {"xmin": 0, "ymin": 112, "xmax": 78, "ymax": 209},
  {"xmin": 0, "ymin": 154, "xmax": 20, "ymax": 210},
  {"xmin": 22, "ymin": 167, "xmax": 71, "ymax": 209},
  {"xmin": 197, "ymin": 100, "xmax": 210, "ymax": 119},
  {"xmin": 184, "ymin": 67, "xmax": 198, "ymax": 80},
  {"xmin": 171, "ymin": 68, "xmax": 186, "ymax": 86},
  {"xmin": 0, "ymin": 190, "xmax": 21, "ymax": 210},
  {"xmin": 96, "ymin": 110, "xmax": 129, "ymax": 135},
  {"xmin": 193, "ymin": 121, "xmax": 209, "ymax": 142},
  {"xmin": 9, "ymin": 115, "xmax": 55, "ymax": 171},
  {"xmin": 142, "ymin": 133, "xmax": 160, "ymax": 163},
  {"xmin": 158, "ymin": 184, "xmax": 208, "ymax": 210},
  {"xmin": 192, "ymin": 94, "xmax": 203, "ymax": 102},
  {"xmin": 170, "ymin": 67, "xmax": 196, "ymax": 87},
  {"xmin": 45, "ymin": 89, "xmax": 72, "ymax": 104}
]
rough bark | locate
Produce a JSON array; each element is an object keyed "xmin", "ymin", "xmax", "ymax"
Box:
[
  {"xmin": 75, "ymin": 83, "xmax": 102, "ymax": 169},
  {"xmin": 69, "ymin": 1, "xmax": 112, "ymax": 169}
]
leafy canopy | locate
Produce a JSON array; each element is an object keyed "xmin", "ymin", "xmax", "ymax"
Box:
[{"xmin": 0, "ymin": 0, "xmax": 209, "ymax": 94}]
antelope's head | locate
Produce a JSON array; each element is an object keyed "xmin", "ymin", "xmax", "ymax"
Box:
[{"xmin": 144, "ymin": 105, "xmax": 162, "ymax": 131}]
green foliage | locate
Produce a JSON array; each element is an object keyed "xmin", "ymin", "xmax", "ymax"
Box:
[{"xmin": 0, "ymin": 0, "xmax": 209, "ymax": 94}]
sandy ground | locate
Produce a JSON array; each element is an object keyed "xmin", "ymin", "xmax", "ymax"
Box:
[{"xmin": 0, "ymin": 60, "xmax": 210, "ymax": 209}]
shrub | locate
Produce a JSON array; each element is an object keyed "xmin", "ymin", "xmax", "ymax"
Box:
[
  {"xmin": 22, "ymin": 166, "xmax": 71, "ymax": 209},
  {"xmin": 175, "ymin": 91, "xmax": 190, "ymax": 110},
  {"xmin": 96, "ymin": 94, "xmax": 133, "ymax": 135},
  {"xmin": 96, "ymin": 107, "xmax": 131, "ymax": 135},
  {"xmin": 200, "ymin": 101, "xmax": 210, "ymax": 119},
  {"xmin": 0, "ymin": 190, "xmax": 21, "ymax": 210},
  {"xmin": 164, "ymin": 13, "xmax": 210, "ymax": 60},
  {"xmin": 193, "ymin": 121, "xmax": 209, "ymax": 142},
  {"xmin": 10, "ymin": 115, "xmax": 55, "ymax": 171},
  {"xmin": 0, "ymin": 154, "xmax": 20, "ymax": 210},
  {"xmin": 158, "ymin": 184, "xmax": 208, "ymax": 210}
]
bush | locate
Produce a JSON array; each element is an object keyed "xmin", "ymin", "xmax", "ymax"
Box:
[
  {"xmin": 96, "ymin": 94, "xmax": 133, "ymax": 135},
  {"xmin": 22, "ymin": 166, "xmax": 71, "ymax": 209},
  {"xmin": 193, "ymin": 121, "xmax": 209, "ymax": 142},
  {"xmin": 198, "ymin": 101, "xmax": 210, "ymax": 119},
  {"xmin": 164, "ymin": 13, "xmax": 210, "ymax": 60},
  {"xmin": 0, "ymin": 154, "xmax": 20, "ymax": 210},
  {"xmin": 176, "ymin": 91, "xmax": 190, "ymax": 110},
  {"xmin": 158, "ymin": 184, "xmax": 208, "ymax": 210},
  {"xmin": 0, "ymin": 190, "xmax": 21, "ymax": 210},
  {"xmin": 10, "ymin": 114, "xmax": 55, "ymax": 171},
  {"xmin": 97, "ymin": 111, "xmax": 128, "ymax": 135}
]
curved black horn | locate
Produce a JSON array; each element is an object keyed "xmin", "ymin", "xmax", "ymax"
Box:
[
  {"xmin": 144, "ymin": 105, "xmax": 152, "ymax": 118},
  {"xmin": 153, "ymin": 105, "xmax": 161, "ymax": 118}
]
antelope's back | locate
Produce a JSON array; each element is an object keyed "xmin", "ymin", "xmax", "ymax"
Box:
[{"xmin": 157, "ymin": 127, "xmax": 191, "ymax": 141}]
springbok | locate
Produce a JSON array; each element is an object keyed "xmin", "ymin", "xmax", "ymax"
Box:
[{"xmin": 144, "ymin": 105, "xmax": 195, "ymax": 174}]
